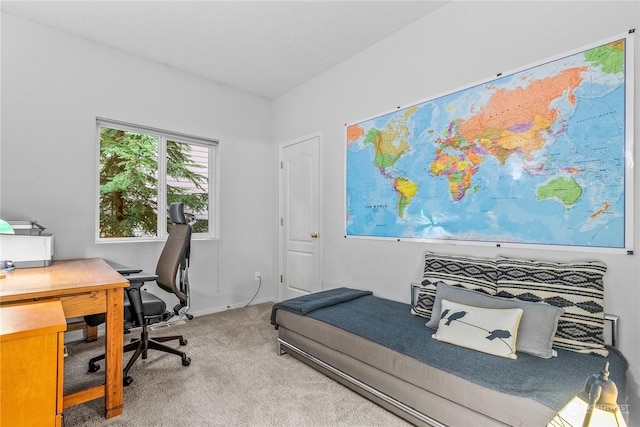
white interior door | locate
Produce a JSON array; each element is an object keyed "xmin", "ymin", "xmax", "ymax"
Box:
[{"xmin": 280, "ymin": 135, "xmax": 321, "ymax": 301}]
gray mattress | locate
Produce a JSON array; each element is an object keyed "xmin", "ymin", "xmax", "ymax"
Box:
[{"xmin": 274, "ymin": 294, "xmax": 627, "ymax": 427}]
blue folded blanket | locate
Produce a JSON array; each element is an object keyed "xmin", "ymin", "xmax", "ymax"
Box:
[{"xmin": 271, "ymin": 287, "xmax": 372, "ymax": 328}]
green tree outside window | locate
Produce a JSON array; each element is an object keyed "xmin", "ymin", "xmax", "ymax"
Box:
[{"xmin": 99, "ymin": 126, "xmax": 210, "ymax": 238}]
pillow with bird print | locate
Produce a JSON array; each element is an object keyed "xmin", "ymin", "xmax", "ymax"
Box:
[
  {"xmin": 427, "ymin": 282, "xmax": 563, "ymax": 358},
  {"xmin": 432, "ymin": 299, "xmax": 524, "ymax": 359}
]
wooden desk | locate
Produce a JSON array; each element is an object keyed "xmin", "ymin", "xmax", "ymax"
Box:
[
  {"xmin": 0, "ymin": 258, "xmax": 128, "ymax": 419},
  {"xmin": 1, "ymin": 301, "xmax": 67, "ymax": 426}
]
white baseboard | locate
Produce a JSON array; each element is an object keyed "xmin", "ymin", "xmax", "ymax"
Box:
[
  {"xmin": 63, "ymin": 297, "xmax": 276, "ymax": 343},
  {"xmin": 192, "ymin": 297, "xmax": 276, "ymax": 317}
]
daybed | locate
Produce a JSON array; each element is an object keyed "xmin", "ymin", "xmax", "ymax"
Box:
[{"xmin": 271, "ymin": 253, "xmax": 628, "ymax": 427}]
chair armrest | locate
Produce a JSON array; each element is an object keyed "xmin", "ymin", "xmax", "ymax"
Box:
[
  {"xmin": 125, "ymin": 284, "xmax": 145, "ymax": 326},
  {"xmin": 124, "ymin": 273, "xmax": 160, "ymax": 284},
  {"xmin": 118, "ymin": 267, "xmax": 144, "ymax": 275},
  {"xmin": 104, "ymin": 259, "xmax": 143, "ymax": 275},
  {"xmin": 121, "ymin": 271, "xmax": 158, "ymax": 326}
]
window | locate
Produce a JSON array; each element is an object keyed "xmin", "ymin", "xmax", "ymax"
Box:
[{"xmin": 96, "ymin": 118, "xmax": 217, "ymax": 241}]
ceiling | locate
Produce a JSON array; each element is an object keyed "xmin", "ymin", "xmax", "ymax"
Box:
[{"xmin": 1, "ymin": 1, "xmax": 448, "ymax": 99}]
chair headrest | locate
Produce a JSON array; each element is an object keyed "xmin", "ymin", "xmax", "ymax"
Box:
[{"xmin": 169, "ymin": 202, "xmax": 187, "ymax": 225}]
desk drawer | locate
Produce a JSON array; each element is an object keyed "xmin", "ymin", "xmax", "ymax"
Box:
[{"xmin": 61, "ymin": 291, "xmax": 106, "ymax": 317}]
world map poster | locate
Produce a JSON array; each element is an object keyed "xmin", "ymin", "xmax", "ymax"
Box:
[{"xmin": 346, "ymin": 32, "xmax": 634, "ymax": 252}]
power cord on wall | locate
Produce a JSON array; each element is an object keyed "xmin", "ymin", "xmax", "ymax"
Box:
[{"xmin": 245, "ymin": 274, "xmax": 261, "ymax": 307}]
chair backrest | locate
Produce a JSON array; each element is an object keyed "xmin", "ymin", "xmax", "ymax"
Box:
[
  {"xmin": 169, "ymin": 202, "xmax": 188, "ymax": 225},
  {"xmin": 155, "ymin": 203, "xmax": 192, "ymax": 303}
]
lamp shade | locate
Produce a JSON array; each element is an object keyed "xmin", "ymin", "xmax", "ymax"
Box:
[{"xmin": 549, "ymin": 362, "xmax": 626, "ymax": 427}]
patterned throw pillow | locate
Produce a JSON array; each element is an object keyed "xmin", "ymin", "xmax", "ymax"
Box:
[
  {"xmin": 411, "ymin": 253, "xmax": 498, "ymax": 319},
  {"xmin": 496, "ymin": 257, "xmax": 608, "ymax": 357},
  {"xmin": 432, "ymin": 299, "xmax": 523, "ymax": 359}
]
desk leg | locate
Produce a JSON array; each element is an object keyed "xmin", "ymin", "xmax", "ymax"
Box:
[{"xmin": 104, "ymin": 287, "xmax": 124, "ymax": 418}]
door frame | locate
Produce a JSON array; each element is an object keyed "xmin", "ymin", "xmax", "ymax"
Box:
[{"xmin": 278, "ymin": 132, "xmax": 322, "ymax": 302}]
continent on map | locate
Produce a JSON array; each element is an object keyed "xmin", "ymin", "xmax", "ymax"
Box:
[
  {"xmin": 364, "ymin": 106, "xmax": 418, "ymax": 171},
  {"xmin": 432, "ymin": 67, "xmax": 586, "ymax": 202},
  {"xmin": 585, "ymin": 40, "xmax": 624, "ymax": 74},
  {"xmin": 536, "ymin": 176, "xmax": 583, "ymax": 209},
  {"xmin": 347, "ymin": 124, "xmax": 365, "ymax": 145},
  {"xmin": 360, "ymin": 106, "xmax": 420, "ymax": 216},
  {"xmin": 393, "ymin": 177, "xmax": 419, "ymax": 218},
  {"xmin": 431, "ymin": 152, "xmax": 481, "ymax": 202}
]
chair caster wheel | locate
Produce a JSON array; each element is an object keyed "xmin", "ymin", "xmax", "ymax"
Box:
[
  {"xmin": 88, "ymin": 363, "xmax": 100, "ymax": 373},
  {"xmin": 124, "ymin": 376, "xmax": 133, "ymax": 387},
  {"xmin": 179, "ymin": 338, "xmax": 188, "ymax": 346},
  {"xmin": 182, "ymin": 356, "xmax": 191, "ymax": 366}
]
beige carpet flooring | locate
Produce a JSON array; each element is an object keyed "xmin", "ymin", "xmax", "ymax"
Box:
[{"xmin": 62, "ymin": 302, "xmax": 410, "ymax": 427}]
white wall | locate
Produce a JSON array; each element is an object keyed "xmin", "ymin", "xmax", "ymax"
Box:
[
  {"xmin": 0, "ymin": 14, "xmax": 276, "ymax": 313},
  {"xmin": 272, "ymin": 1, "xmax": 640, "ymax": 423}
]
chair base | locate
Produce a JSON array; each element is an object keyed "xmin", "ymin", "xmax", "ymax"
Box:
[
  {"xmin": 88, "ymin": 325, "xmax": 190, "ymax": 386},
  {"xmin": 173, "ymin": 303, "xmax": 194, "ymax": 320}
]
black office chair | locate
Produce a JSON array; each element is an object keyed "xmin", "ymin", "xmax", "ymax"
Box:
[{"xmin": 86, "ymin": 202, "xmax": 193, "ymax": 386}]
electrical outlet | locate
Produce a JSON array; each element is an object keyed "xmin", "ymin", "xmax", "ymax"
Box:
[{"xmin": 254, "ymin": 271, "xmax": 261, "ymax": 281}]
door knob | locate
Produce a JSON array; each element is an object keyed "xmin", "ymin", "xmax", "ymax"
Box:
[{"xmin": 311, "ymin": 232, "xmax": 318, "ymax": 238}]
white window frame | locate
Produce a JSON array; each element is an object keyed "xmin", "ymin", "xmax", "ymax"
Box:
[{"xmin": 95, "ymin": 117, "xmax": 219, "ymax": 242}]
